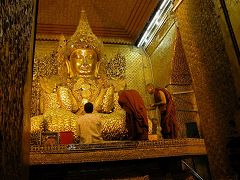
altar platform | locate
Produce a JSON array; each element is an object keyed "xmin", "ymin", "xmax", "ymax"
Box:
[{"xmin": 30, "ymin": 138, "xmax": 206, "ymax": 165}]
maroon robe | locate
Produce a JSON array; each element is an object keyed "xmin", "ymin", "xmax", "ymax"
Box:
[
  {"xmin": 154, "ymin": 88, "xmax": 178, "ymax": 138},
  {"xmin": 118, "ymin": 90, "xmax": 148, "ymax": 140}
]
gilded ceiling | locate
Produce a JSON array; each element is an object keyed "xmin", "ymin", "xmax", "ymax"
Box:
[{"xmin": 36, "ymin": 0, "xmax": 159, "ymax": 44}]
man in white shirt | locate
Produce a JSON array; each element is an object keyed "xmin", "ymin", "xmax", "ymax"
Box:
[{"xmin": 76, "ymin": 102, "xmax": 103, "ymax": 144}]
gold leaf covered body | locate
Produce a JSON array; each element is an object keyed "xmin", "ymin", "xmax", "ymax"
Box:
[
  {"xmin": 102, "ymin": 86, "xmax": 114, "ymax": 113},
  {"xmin": 40, "ymin": 92, "xmax": 61, "ymax": 114},
  {"xmin": 57, "ymin": 87, "xmax": 79, "ymax": 112}
]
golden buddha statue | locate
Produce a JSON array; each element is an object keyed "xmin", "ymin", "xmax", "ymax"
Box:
[{"xmin": 30, "ymin": 11, "xmax": 128, "ymax": 144}]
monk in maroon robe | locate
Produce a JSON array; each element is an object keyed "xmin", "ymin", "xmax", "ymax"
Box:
[
  {"xmin": 118, "ymin": 90, "xmax": 148, "ymax": 140},
  {"xmin": 146, "ymin": 83, "xmax": 178, "ymax": 139}
]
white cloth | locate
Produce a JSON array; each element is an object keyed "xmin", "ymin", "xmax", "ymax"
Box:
[{"xmin": 76, "ymin": 113, "xmax": 103, "ymax": 144}]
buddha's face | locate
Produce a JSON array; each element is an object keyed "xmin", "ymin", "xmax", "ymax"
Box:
[{"xmin": 69, "ymin": 48, "xmax": 98, "ymax": 76}]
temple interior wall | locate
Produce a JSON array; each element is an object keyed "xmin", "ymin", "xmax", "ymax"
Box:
[
  {"xmin": 214, "ymin": 0, "xmax": 240, "ymax": 99},
  {"xmin": 146, "ymin": 19, "xmax": 176, "ymax": 88},
  {"xmin": 224, "ymin": 0, "xmax": 240, "ymax": 49},
  {"xmin": 213, "ymin": 0, "xmax": 240, "ymax": 135},
  {"xmin": 145, "ymin": 17, "xmax": 201, "ymax": 139}
]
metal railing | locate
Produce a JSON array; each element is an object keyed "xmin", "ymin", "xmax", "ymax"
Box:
[
  {"xmin": 181, "ymin": 160, "xmax": 204, "ymax": 180},
  {"xmin": 165, "ymin": 83, "xmax": 192, "ymax": 88}
]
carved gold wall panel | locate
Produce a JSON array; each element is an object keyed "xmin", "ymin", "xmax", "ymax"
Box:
[{"xmin": 103, "ymin": 44, "xmax": 153, "ymax": 106}]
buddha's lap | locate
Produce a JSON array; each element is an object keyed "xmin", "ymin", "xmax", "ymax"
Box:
[{"xmin": 30, "ymin": 108, "xmax": 128, "ymax": 141}]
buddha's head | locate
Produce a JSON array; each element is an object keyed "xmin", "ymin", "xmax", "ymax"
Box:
[
  {"xmin": 69, "ymin": 48, "xmax": 98, "ymax": 77},
  {"xmin": 65, "ymin": 10, "xmax": 103, "ymax": 78}
]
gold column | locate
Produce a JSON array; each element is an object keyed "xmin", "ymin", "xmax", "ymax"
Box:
[
  {"xmin": 0, "ymin": 0, "xmax": 37, "ymax": 179},
  {"xmin": 174, "ymin": 0, "xmax": 238, "ymax": 179}
]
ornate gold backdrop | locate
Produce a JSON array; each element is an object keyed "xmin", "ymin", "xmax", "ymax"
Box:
[{"xmin": 33, "ymin": 42, "xmax": 154, "ymax": 115}]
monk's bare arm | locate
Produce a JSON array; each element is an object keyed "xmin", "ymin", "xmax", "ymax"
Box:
[{"xmin": 150, "ymin": 90, "xmax": 166, "ymax": 107}]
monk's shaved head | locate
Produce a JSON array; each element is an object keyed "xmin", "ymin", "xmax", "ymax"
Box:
[{"xmin": 146, "ymin": 83, "xmax": 155, "ymax": 94}]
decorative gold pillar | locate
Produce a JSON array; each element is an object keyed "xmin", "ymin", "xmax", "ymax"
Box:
[
  {"xmin": 0, "ymin": 0, "xmax": 37, "ymax": 179},
  {"xmin": 174, "ymin": 0, "xmax": 238, "ymax": 179}
]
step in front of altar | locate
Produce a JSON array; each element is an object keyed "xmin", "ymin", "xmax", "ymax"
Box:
[{"xmin": 30, "ymin": 138, "xmax": 206, "ymax": 165}]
